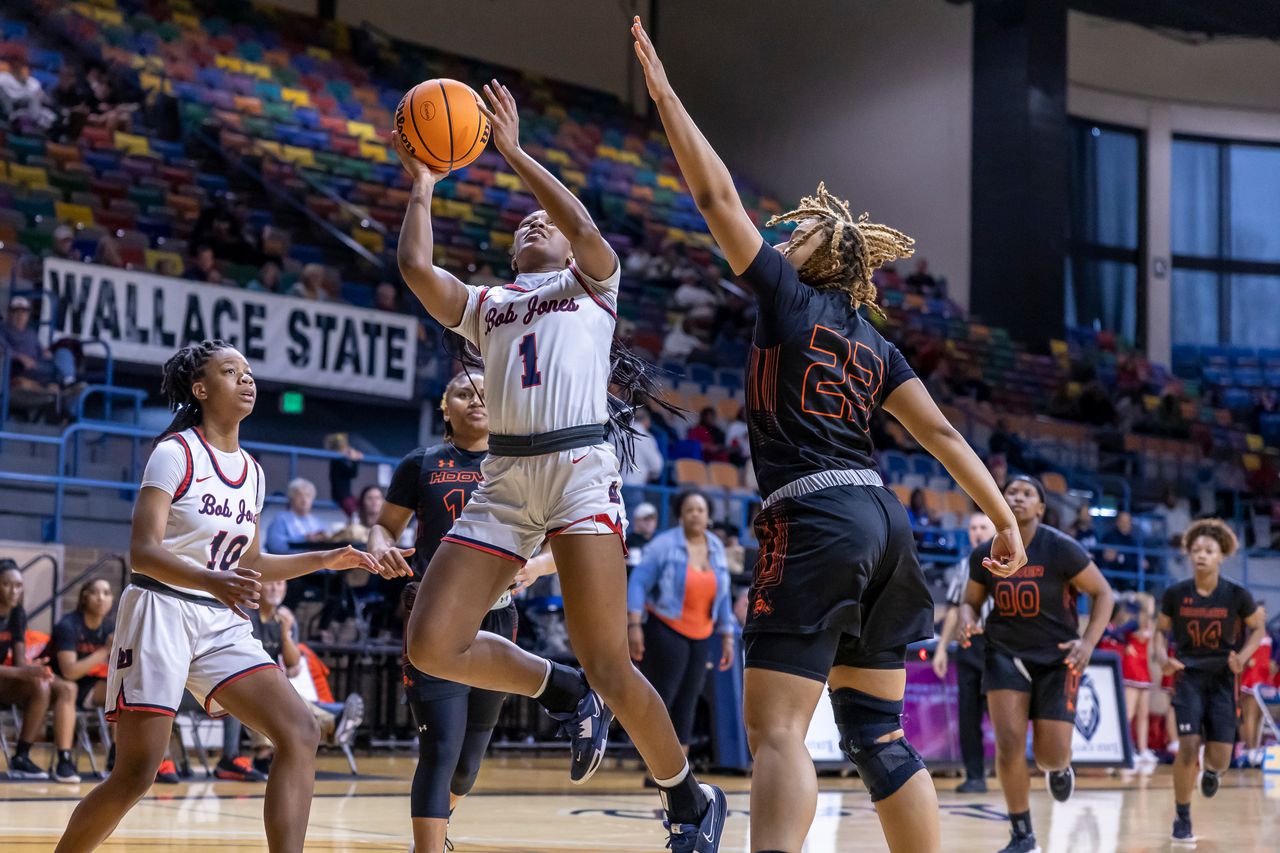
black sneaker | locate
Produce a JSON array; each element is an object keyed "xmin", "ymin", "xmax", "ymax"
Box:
[
  {"xmin": 7, "ymin": 754, "xmax": 49, "ymax": 780},
  {"xmin": 253, "ymin": 754, "xmax": 273, "ymax": 777},
  {"xmin": 1200, "ymin": 769, "xmax": 1220, "ymax": 799},
  {"xmin": 53, "ymin": 756, "xmax": 82, "ymax": 784},
  {"xmin": 955, "ymin": 777, "xmax": 988, "ymax": 793},
  {"xmin": 546, "ymin": 687, "xmax": 613, "ymax": 785},
  {"xmin": 154, "ymin": 759, "xmax": 180, "ymax": 784},
  {"xmin": 997, "ymin": 832, "xmax": 1041, "ymax": 853},
  {"xmin": 665, "ymin": 783, "xmax": 726, "ymax": 853},
  {"xmin": 214, "ymin": 756, "xmax": 267, "ymax": 782},
  {"xmin": 1046, "ymin": 766, "xmax": 1074, "ymax": 802},
  {"xmin": 1171, "ymin": 816, "xmax": 1197, "ymax": 843}
]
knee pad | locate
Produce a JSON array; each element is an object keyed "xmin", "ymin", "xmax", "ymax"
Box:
[{"xmin": 830, "ymin": 687, "xmax": 926, "ymax": 802}]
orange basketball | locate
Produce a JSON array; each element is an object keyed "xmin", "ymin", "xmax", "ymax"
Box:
[{"xmin": 394, "ymin": 78, "xmax": 490, "ymax": 173}]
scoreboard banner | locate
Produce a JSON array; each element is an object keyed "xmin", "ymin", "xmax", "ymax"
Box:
[{"xmin": 41, "ymin": 259, "xmax": 418, "ymax": 400}]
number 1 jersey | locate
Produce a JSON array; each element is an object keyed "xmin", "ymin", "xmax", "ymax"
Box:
[
  {"xmin": 739, "ymin": 241, "xmax": 917, "ymax": 500},
  {"xmin": 139, "ymin": 427, "xmax": 265, "ymax": 598}
]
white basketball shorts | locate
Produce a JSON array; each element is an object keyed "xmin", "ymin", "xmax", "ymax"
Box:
[
  {"xmin": 444, "ymin": 442, "xmax": 629, "ymax": 562},
  {"xmin": 106, "ymin": 584, "xmax": 278, "ymax": 721}
]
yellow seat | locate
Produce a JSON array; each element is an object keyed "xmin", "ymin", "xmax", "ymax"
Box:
[
  {"xmin": 281, "ymin": 87, "xmax": 312, "ymax": 108},
  {"xmin": 346, "ymin": 121, "xmax": 377, "ymax": 141},
  {"xmin": 145, "ymin": 249, "xmax": 184, "ymax": 274},
  {"xmin": 353, "ymin": 228, "xmax": 385, "ymax": 254},
  {"xmin": 358, "ymin": 139, "xmax": 388, "ymax": 163},
  {"xmin": 715, "ymin": 398, "xmax": 742, "ymax": 423},
  {"xmin": 1041, "ymin": 472, "xmax": 1068, "ymax": 494},
  {"xmin": 214, "ymin": 55, "xmax": 245, "ymax": 73},
  {"xmin": 242, "ymin": 61, "xmax": 272, "ymax": 81},
  {"xmin": 282, "ymin": 146, "xmax": 316, "ymax": 167},
  {"xmin": 889, "ymin": 484, "xmax": 912, "ymax": 505},
  {"xmin": 494, "ymin": 172, "xmax": 522, "ymax": 191},
  {"xmin": 55, "ymin": 202, "xmax": 95, "ymax": 228},
  {"xmin": 8, "ymin": 163, "xmax": 49, "ymax": 189},
  {"xmin": 113, "ymin": 132, "xmax": 151, "ymax": 157}
]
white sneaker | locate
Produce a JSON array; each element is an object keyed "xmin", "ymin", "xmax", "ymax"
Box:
[
  {"xmin": 1137, "ymin": 749, "xmax": 1158, "ymax": 765},
  {"xmin": 333, "ymin": 693, "xmax": 365, "ymax": 747}
]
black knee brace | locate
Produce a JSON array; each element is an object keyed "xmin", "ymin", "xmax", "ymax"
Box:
[{"xmin": 830, "ymin": 687, "xmax": 926, "ymax": 802}]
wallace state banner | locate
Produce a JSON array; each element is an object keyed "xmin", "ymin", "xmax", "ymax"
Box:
[{"xmin": 42, "ymin": 259, "xmax": 418, "ymax": 400}]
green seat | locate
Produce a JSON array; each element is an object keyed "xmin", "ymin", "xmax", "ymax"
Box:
[
  {"xmin": 19, "ymin": 228, "xmax": 53, "ymax": 254},
  {"xmin": 129, "ymin": 185, "xmax": 166, "ymax": 208},
  {"xmin": 8, "ymin": 136, "xmax": 46, "ymax": 162}
]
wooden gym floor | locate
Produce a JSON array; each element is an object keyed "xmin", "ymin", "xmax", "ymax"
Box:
[{"xmin": 2, "ymin": 754, "xmax": 1276, "ymax": 852}]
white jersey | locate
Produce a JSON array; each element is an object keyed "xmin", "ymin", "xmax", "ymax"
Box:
[
  {"xmin": 138, "ymin": 426, "xmax": 265, "ymax": 598},
  {"xmin": 448, "ymin": 260, "xmax": 619, "ymax": 436}
]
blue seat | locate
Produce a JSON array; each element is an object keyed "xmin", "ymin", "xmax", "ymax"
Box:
[
  {"xmin": 717, "ymin": 369, "xmax": 743, "ymax": 392},
  {"xmin": 669, "ymin": 439, "xmax": 704, "ymax": 461},
  {"xmin": 689, "ymin": 364, "xmax": 715, "ymax": 387},
  {"xmin": 881, "ymin": 450, "xmax": 910, "ymax": 483}
]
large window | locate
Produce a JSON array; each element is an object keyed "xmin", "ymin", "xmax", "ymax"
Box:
[
  {"xmin": 1067, "ymin": 120, "xmax": 1144, "ymax": 345},
  {"xmin": 1171, "ymin": 136, "xmax": 1280, "ymax": 346}
]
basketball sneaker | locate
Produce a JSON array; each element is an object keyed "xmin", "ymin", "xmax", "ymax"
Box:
[
  {"xmin": 955, "ymin": 777, "xmax": 988, "ymax": 793},
  {"xmin": 546, "ymin": 687, "xmax": 613, "ymax": 784},
  {"xmin": 1046, "ymin": 766, "xmax": 1075, "ymax": 802},
  {"xmin": 7, "ymin": 754, "xmax": 49, "ymax": 780},
  {"xmin": 1170, "ymin": 816, "xmax": 1197, "ymax": 843},
  {"xmin": 214, "ymin": 755, "xmax": 267, "ymax": 782},
  {"xmin": 154, "ymin": 759, "xmax": 180, "ymax": 784},
  {"xmin": 333, "ymin": 693, "xmax": 365, "ymax": 748},
  {"xmin": 997, "ymin": 832, "xmax": 1041, "ymax": 853},
  {"xmin": 664, "ymin": 783, "xmax": 726, "ymax": 853},
  {"xmin": 1199, "ymin": 768, "xmax": 1220, "ymax": 798},
  {"xmin": 52, "ymin": 755, "xmax": 81, "ymax": 784}
]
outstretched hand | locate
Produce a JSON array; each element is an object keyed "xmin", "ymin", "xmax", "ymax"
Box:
[
  {"xmin": 321, "ymin": 545, "xmax": 381, "ymax": 574},
  {"xmin": 631, "ymin": 17, "xmax": 673, "ymax": 103},
  {"xmin": 477, "ymin": 79, "xmax": 521, "ymax": 160},
  {"xmin": 983, "ymin": 526, "xmax": 1027, "ymax": 578}
]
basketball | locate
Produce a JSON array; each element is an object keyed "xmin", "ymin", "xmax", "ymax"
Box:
[{"xmin": 394, "ymin": 78, "xmax": 490, "ymax": 173}]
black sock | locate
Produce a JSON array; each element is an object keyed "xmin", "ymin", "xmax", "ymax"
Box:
[
  {"xmin": 535, "ymin": 662, "xmax": 587, "ymax": 714},
  {"xmin": 15, "ymin": 740, "xmax": 32, "ymax": 759},
  {"xmin": 1010, "ymin": 810, "xmax": 1033, "ymax": 838},
  {"xmin": 57, "ymin": 749, "xmax": 72, "ymax": 763},
  {"xmin": 658, "ymin": 769, "xmax": 708, "ymax": 825},
  {"xmin": 1176, "ymin": 802, "xmax": 1191, "ymax": 821}
]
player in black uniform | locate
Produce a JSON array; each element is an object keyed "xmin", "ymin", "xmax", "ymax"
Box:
[
  {"xmin": 632, "ymin": 20, "xmax": 1026, "ymax": 853},
  {"xmin": 1155, "ymin": 518, "xmax": 1266, "ymax": 844},
  {"xmin": 963, "ymin": 476, "xmax": 1115, "ymax": 853},
  {"xmin": 368, "ymin": 373, "xmax": 553, "ymax": 853}
]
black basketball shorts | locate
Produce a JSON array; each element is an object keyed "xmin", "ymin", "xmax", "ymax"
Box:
[
  {"xmin": 743, "ymin": 484, "xmax": 933, "ymax": 683},
  {"xmin": 983, "ymin": 643, "xmax": 1080, "ymax": 723},
  {"xmin": 1172, "ymin": 666, "xmax": 1238, "ymax": 744}
]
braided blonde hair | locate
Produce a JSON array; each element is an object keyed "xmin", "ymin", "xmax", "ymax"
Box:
[{"xmin": 766, "ymin": 182, "xmax": 915, "ymax": 314}]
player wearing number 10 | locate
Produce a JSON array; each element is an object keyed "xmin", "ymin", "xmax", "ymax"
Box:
[
  {"xmin": 56, "ymin": 340, "xmax": 388, "ymax": 853},
  {"xmin": 963, "ymin": 475, "xmax": 1115, "ymax": 853}
]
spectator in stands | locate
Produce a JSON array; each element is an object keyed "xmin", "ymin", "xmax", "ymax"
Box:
[
  {"xmin": 661, "ymin": 309, "xmax": 712, "ymax": 362},
  {"xmin": 467, "ymin": 262, "xmax": 505, "ymax": 288},
  {"xmin": 321, "ymin": 268, "xmax": 346, "ymax": 304},
  {"xmin": 1077, "ymin": 374, "xmax": 1118, "ymax": 427},
  {"xmin": 84, "ymin": 63, "xmax": 138, "ymax": 134},
  {"xmin": 905, "ymin": 258, "xmax": 940, "ymax": 297},
  {"xmin": 673, "ymin": 275, "xmax": 720, "ymax": 311},
  {"xmin": 333, "ymin": 485, "xmax": 385, "ymax": 545},
  {"xmin": 0, "ymin": 559, "xmax": 80, "ymax": 783},
  {"xmin": 374, "ymin": 282, "xmax": 403, "ymax": 313},
  {"xmin": 152, "ymin": 256, "xmax": 179, "ymax": 277},
  {"xmin": 50, "ymin": 64, "xmax": 90, "ymax": 139},
  {"xmin": 246, "ymin": 260, "xmax": 282, "ymax": 293},
  {"xmin": 0, "ymin": 58, "xmax": 57, "ymax": 130},
  {"xmin": 989, "ymin": 418, "xmax": 1032, "ymax": 473},
  {"xmin": 1152, "ymin": 485, "xmax": 1192, "ymax": 547},
  {"xmin": 94, "ymin": 236, "xmax": 125, "ymax": 269},
  {"xmin": 325, "ymin": 432, "xmax": 363, "ymax": 516},
  {"xmin": 624, "ymin": 247, "xmax": 653, "ymax": 277},
  {"xmin": 712, "ymin": 522, "xmax": 746, "ymax": 575},
  {"xmin": 628, "ymin": 491, "xmax": 736, "ymax": 768},
  {"xmin": 725, "ymin": 405, "xmax": 749, "ymax": 467},
  {"xmin": 872, "ymin": 264, "xmax": 904, "ymax": 292},
  {"xmin": 626, "ymin": 502, "xmax": 660, "ymax": 572},
  {"xmin": 291, "ymin": 263, "xmax": 327, "ymax": 300},
  {"xmin": 622, "ymin": 408, "xmax": 665, "ymax": 490},
  {"xmin": 1068, "ymin": 503, "xmax": 1099, "ymax": 550},
  {"xmin": 688, "ymin": 407, "xmax": 728, "ymax": 462},
  {"xmin": 3, "ymin": 295, "xmax": 80, "ymax": 393},
  {"xmin": 192, "ymin": 198, "xmax": 259, "ymax": 267},
  {"xmin": 49, "ymin": 224, "xmax": 79, "ymax": 262},
  {"xmin": 265, "ymin": 478, "xmax": 328, "ymax": 554},
  {"xmin": 907, "ymin": 488, "xmax": 939, "ymax": 528},
  {"xmin": 50, "ymin": 579, "xmax": 114, "ymax": 715},
  {"xmin": 183, "ymin": 245, "xmax": 224, "ymax": 284},
  {"xmin": 1101, "ymin": 511, "xmax": 1148, "ymax": 585}
]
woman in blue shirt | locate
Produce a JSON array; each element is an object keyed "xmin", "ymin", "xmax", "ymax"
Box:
[{"xmin": 628, "ymin": 491, "xmax": 737, "ymax": 754}]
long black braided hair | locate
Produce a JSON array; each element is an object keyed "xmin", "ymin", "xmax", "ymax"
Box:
[
  {"xmin": 441, "ymin": 329, "xmax": 683, "ymax": 469},
  {"xmin": 153, "ymin": 339, "xmax": 231, "ymax": 447}
]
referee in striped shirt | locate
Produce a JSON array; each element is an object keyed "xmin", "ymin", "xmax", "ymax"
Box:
[{"xmin": 932, "ymin": 512, "xmax": 997, "ymax": 792}]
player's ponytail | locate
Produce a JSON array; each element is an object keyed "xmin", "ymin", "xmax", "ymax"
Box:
[{"xmin": 153, "ymin": 339, "xmax": 229, "ymax": 447}]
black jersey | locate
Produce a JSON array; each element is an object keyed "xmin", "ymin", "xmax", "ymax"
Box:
[
  {"xmin": 0, "ymin": 604, "xmax": 26, "ymax": 664},
  {"xmin": 385, "ymin": 442, "xmax": 487, "ymax": 572},
  {"xmin": 969, "ymin": 524, "xmax": 1092, "ymax": 665},
  {"xmin": 740, "ymin": 241, "xmax": 917, "ymax": 499},
  {"xmin": 249, "ymin": 610, "xmax": 298, "ymax": 663},
  {"xmin": 1160, "ymin": 577, "xmax": 1257, "ymax": 672},
  {"xmin": 50, "ymin": 611, "xmax": 113, "ymax": 679}
]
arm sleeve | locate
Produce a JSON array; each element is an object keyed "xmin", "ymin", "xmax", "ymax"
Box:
[
  {"xmin": 445, "ymin": 285, "xmax": 487, "ymax": 347},
  {"xmin": 1160, "ymin": 586, "xmax": 1177, "ymax": 619},
  {"xmin": 1057, "ymin": 533, "xmax": 1093, "ymax": 579},
  {"xmin": 880, "ymin": 339, "xmax": 918, "ymax": 402},
  {"xmin": 140, "ymin": 439, "xmax": 189, "ymax": 496},
  {"xmin": 1238, "ymin": 585, "xmax": 1260, "ymax": 619},
  {"xmin": 384, "ymin": 449, "xmax": 425, "ymax": 510},
  {"xmin": 51, "ymin": 617, "xmax": 75, "ymax": 652},
  {"xmin": 740, "ymin": 240, "xmax": 811, "ymax": 346},
  {"xmin": 569, "ymin": 258, "xmax": 620, "ymax": 315}
]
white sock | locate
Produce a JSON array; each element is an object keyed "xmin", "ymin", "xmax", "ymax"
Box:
[
  {"xmin": 653, "ymin": 760, "xmax": 690, "ymax": 788},
  {"xmin": 532, "ymin": 659, "xmax": 553, "ymax": 698}
]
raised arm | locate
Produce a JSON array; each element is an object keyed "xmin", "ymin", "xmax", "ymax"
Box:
[
  {"xmin": 477, "ymin": 81, "xmax": 616, "ymax": 281},
  {"xmin": 391, "ymin": 134, "xmax": 470, "ymax": 326},
  {"xmin": 884, "ymin": 379, "xmax": 1025, "ymax": 576},
  {"xmin": 631, "ymin": 17, "xmax": 762, "ymax": 275}
]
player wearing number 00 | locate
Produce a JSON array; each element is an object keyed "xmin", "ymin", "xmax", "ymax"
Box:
[
  {"xmin": 963, "ymin": 475, "xmax": 1115, "ymax": 853},
  {"xmin": 629, "ymin": 16, "xmax": 1028, "ymax": 853},
  {"xmin": 56, "ymin": 340, "xmax": 391, "ymax": 853},
  {"xmin": 1155, "ymin": 518, "xmax": 1267, "ymax": 844},
  {"xmin": 391, "ymin": 80, "xmax": 727, "ymax": 850}
]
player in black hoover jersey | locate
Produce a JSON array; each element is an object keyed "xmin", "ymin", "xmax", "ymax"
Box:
[
  {"xmin": 368, "ymin": 373, "xmax": 552, "ymax": 853},
  {"xmin": 1154, "ymin": 518, "xmax": 1266, "ymax": 844},
  {"xmin": 633, "ymin": 19, "xmax": 1026, "ymax": 853},
  {"xmin": 964, "ymin": 476, "xmax": 1114, "ymax": 853}
]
